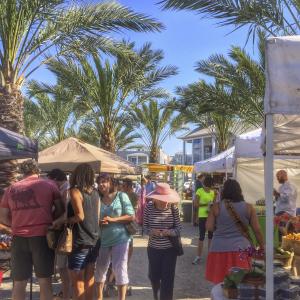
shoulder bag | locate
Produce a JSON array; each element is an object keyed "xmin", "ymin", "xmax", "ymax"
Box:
[
  {"xmin": 120, "ymin": 192, "xmax": 139, "ymax": 236},
  {"xmin": 169, "ymin": 205, "xmax": 184, "ymax": 256},
  {"xmin": 223, "ymin": 199, "xmax": 254, "ymax": 246}
]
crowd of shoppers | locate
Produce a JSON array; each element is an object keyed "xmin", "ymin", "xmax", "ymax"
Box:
[{"xmin": 0, "ymin": 158, "xmax": 270, "ymax": 300}]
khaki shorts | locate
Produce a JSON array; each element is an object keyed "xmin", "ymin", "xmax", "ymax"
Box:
[
  {"xmin": 56, "ymin": 253, "xmax": 68, "ymax": 269},
  {"xmin": 11, "ymin": 236, "xmax": 54, "ymax": 280}
]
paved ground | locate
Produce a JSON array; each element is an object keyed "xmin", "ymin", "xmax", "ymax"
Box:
[{"xmin": 0, "ymin": 223, "xmax": 213, "ymax": 299}]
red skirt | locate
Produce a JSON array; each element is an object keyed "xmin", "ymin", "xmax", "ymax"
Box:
[{"xmin": 205, "ymin": 251, "xmax": 251, "ymax": 284}]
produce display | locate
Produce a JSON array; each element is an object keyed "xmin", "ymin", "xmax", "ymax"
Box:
[
  {"xmin": 284, "ymin": 233, "xmax": 300, "ymax": 241},
  {"xmin": 0, "ymin": 234, "xmax": 11, "ymax": 250}
]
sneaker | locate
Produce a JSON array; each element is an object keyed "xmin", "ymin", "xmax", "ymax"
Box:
[{"xmin": 192, "ymin": 257, "xmax": 201, "ymax": 265}]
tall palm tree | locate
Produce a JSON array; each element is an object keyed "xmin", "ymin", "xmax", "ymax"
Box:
[
  {"xmin": 25, "ymin": 81, "xmax": 76, "ymax": 149},
  {"xmin": 131, "ymin": 100, "xmax": 183, "ymax": 163},
  {"xmin": 0, "ymin": 0, "xmax": 162, "ymax": 193},
  {"xmin": 173, "ymin": 86, "xmax": 248, "ymax": 152},
  {"xmin": 47, "ymin": 43, "xmax": 177, "ymax": 152},
  {"xmin": 160, "ymin": 0, "xmax": 300, "ymax": 38}
]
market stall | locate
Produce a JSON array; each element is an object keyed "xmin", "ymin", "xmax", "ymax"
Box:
[{"xmin": 38, "ymin": 137, "xmax": 140, "ymax": 174}]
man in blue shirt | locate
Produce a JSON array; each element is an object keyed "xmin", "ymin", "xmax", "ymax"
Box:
[{"xmin": 145, "ymin": 175, "xmax": 156, "ymax": 195}]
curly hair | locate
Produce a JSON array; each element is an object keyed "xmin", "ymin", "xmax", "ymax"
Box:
[
  {"xmin": 19, "ymin": 159, "xmax": 40, "ymax": 176},
  {"xmin": 221, "ymin": 179, "xmax": 245, "ymax": 203},
  {"xmin": 70, "ymin": 163, "xmax": 95, "ymax": 194},
  {"xmin": 203, "ymin": 176, "xmax": 214, "ymax": 188},
  {"xmin": 96, "ymin": 173, "xmax": 117, "ymax": 194}
]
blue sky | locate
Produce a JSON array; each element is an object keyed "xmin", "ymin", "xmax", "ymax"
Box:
[{"xmin": 30, "ymin": 0, "xmax": 255, "ymax": 156}]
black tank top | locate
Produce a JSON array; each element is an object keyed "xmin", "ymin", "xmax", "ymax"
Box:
[{"xmin": 68, "ymin": 189, "xmax": 100, "ymax": 248}]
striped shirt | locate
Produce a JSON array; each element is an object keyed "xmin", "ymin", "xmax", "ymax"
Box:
[{"xmin": 143, "ymin": 201, "xmax": 181, "ymax": 249}]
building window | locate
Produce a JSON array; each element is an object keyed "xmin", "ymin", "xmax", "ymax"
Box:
[
  {"xmin": 138, "ymin": 156, "xmax": 148, "ymax": 165},
  {"xmin": 203, "ymin": 137, "xmax": 212, "ymax": 160},
  {"xmin": 193, "ymin": 138, "xmax": 202, "ymax": 163}
]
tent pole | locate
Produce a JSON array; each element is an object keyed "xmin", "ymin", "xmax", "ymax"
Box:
[{"xmin": 265, "ymin": 114, "xmax": 274, "ymax": 299}]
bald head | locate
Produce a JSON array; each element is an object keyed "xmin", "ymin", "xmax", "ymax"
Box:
[{"xmin": 276, "ymin": 170, "xmax": 288, "ymax": 184}]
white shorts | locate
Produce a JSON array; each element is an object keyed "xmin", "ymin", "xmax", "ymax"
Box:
[{"xmin": 95, "ymin": 241, "xmax": 129, "ymax": 285}]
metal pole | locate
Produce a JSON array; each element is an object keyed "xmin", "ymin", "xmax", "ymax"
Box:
[{"xmin": 265, "ymin": 114, "xmax": 274, "ymax": 299}]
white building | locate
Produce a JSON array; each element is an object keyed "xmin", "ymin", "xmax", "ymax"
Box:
[
  {"xmin": 179, "ymin": 127, "xmax": 217, "ymax": 165},
  {"xmin": 117, "ymin": 148, "xmax": 170, "ymax": 165}
]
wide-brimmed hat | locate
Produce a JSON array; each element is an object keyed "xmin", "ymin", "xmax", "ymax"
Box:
[{"xmin": 146, "ymin": 183, "xmax": 180, "ymax": 203}]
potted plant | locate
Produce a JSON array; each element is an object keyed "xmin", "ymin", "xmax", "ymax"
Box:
[{"xmin": 239, "ymin": 246, "xmax": 265, "ymax": 286}]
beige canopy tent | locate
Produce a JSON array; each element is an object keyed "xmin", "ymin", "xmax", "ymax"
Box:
[{"xmin": 38, "ymin": 137, "xmax": 140, "ymax": 174}]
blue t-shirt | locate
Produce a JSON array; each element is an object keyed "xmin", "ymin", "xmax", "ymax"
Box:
[{"xmin": 100, "ymin": 192, "xmax": 134, "ymax": 248}]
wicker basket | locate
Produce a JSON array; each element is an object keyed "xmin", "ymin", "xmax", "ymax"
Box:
[
  {"xmin": 293, "ymin": 240, "xmax": 300, "ymax": 256},
  {"xmin": 282, "ymin": 236, "xmax": 294, "ymax": 251},
  {"xmin": 274, "ymin": 252, "xmax": 294, "ymax": 269},
  {"xmin": 222, "ymin": 286, "xmax": 238, "ymax": 299}
]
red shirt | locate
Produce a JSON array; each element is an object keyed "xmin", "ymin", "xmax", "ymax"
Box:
[{"xmin": 1, "ymin": 175, "xmax": 61, "ymax": 237}]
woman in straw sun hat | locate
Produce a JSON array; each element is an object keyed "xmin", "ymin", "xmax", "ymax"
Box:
[{"xmin": 143, "ymin": 182, "xmax": 182, "ymax": 300}]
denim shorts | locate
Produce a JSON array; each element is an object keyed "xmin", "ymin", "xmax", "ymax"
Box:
[{"xmin": 68, "ymin": 241, "xmax": 100, "ymax": 271}]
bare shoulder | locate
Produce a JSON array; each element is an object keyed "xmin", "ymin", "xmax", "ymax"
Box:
[{"xmin": 70, "ymin": 188, "xmax": 82, "ymax": 199}]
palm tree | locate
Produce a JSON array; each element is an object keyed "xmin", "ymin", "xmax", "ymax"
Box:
[
  {"xmin": 160, "ymin": 0, "xmax": 300, "ymax": 38},
  {"xmin": 25, "ymin": 80, "xmax": 77, "ymax": 149},
  {"xmin": 0, "ymin": 0, "xmax": 163, "ymax": 193},
  {"xmin": 47, "ymin": 43, "xmax": 177, "ymax": 152},
  {"xmin": 131, "ymin": 100, "xmax": 183, "ymax": 163},
  {"xmin": 172, "ymin": 86, "xmax": 248, "ymax": 152},
  {"xmin": 174, "ymin": 33, "xmax": 265, "ymax": 128}
]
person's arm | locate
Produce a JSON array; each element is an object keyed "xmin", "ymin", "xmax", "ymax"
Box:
[
  {"xmin": 0, "ymin": 208, "xmax": 11, "ymax": 227},
  {"xmin": 0, "ymin": 189, "xmax": 11, "ymax": 227},
  {"xmin": 206, "ymin": 202, "xmax": 218, "ymax": 232},
  {"xmin": 248, "ymin": 203, "xmax": 264, "ymax": 250},
  {"xmin": 67, "ymin": 188, "xmax": 84, "ymax": 224},
  {"xmin": 163, "ymin": 205, "xmax": 182, "ymax": 237}
]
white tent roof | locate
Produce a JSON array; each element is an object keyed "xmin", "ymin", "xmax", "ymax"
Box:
[
  {"xmin": 235, "ymin": 128, "xmax": 262, "ymax": 158},
  {"xmin": 194, "ymin": 146, "xmax": 234, "ymax": 173}
]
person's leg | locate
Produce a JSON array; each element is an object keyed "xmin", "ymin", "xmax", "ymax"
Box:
[
  {"xmin": 30, "ymin": 236, "xmax": 54, "ymax": 300},
  {"xmin": 59, "ymin": 267, "xmax": 71, "ymax": 299},
  {"xmin": 160, "ymin": 248, "xmax": 177, "ymax": 300},
  {"xmin": 11, "ymin": 236, "xmax": 32, "ymax": 300},
  {"xmin": 84, "ymin": 263, "xmax": 95, "ymax": 300},
  {"xmin": 193, "ymin": 218, "xmax": 206, "ymax": 264},
  {"xmin": 69, "ymin": 269, "xmax": 85, "ymax": 300},
  {"xmin": 38, "ymin": 277, "xmax": 53, "ymax": 300},
  {"xmin": 12, "ymin": 281, "xmax": 27, "ymax": 300},
  {"xmin": 147, "ymin": 247, "xmax": 163, "ymax": 300},
  {"xmin": 111, "ymin": 242, "xmax": 130, "ymax": 300},
  {"xmin": 95, "ymin": 247, "xmax": 112, "ymax": 300}
]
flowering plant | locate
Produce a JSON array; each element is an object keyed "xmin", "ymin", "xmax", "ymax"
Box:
[{"xmin": 239, "ymin": 246, "xmax": 265, "ymax": 276}]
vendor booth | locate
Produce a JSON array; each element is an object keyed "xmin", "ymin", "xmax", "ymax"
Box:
[
  {"xmin": 38, "ymin": 137, "xmax": 140, "ymax": 174},
  {"xmin": 0, "ymin": 126, "xmax": 38, "ymax": 161}
]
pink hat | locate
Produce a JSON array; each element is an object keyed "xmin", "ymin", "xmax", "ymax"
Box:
[{"xmin": 146, "ymin": 183, "xmax": 180, "ymax": 203}]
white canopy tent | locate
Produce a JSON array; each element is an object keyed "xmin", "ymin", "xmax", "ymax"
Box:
[
  {"xmin": 194, "ymin": 146, "xmax": 234, "ymax": 173},
  {"xmin": 235, "ymin": 127, "xmax": 300, "ymax": 204},
  {"xmin": 264, "ymin": 36, "xmax": 300, "ymax": 298}
]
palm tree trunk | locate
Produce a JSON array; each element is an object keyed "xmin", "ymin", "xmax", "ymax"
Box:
[
  {"xmin": 100, "ymin": 126, "xmax": 116, "ymax": 153},
  {"xmin": 149, "ymin": 146, "xmax": 159, "ymax": 163},
  {"xmin": 0, "ymin": 86, "xmax": 24, "ymax": 195}
]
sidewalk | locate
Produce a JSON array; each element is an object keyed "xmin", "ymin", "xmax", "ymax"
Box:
[{"xmin": 0, "ymin": 223, "xmax": 213, "ymax": 300}]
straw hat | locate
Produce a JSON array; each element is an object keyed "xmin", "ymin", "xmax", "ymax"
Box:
[{"xmin": 146, "ymin": 182, "xmax": 180, "ymax": 203}]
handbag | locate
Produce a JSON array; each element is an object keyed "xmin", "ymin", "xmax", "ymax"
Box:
[
  {"xmin": 56, "ymin": 224, "xmax": 73, "ymax": 255},
  {"xmin": 120, "ymin": 192, "xmax": 138, "ymax": 235},
  {"xmin": 169, "ymin": 205, "xmax": 184, "ymax": 256},
  {"xmin": 46, "ymin": 227, "xmax": 62, "ymax": 250}
]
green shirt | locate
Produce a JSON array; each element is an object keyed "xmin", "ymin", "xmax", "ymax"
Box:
[
  {"xmin": 196, "ymin": 188, "xmax": 215, "ymax": 218},
  {"xmin": 100, "ymin": 192, "xmax": 134, "ymax": 247}
]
